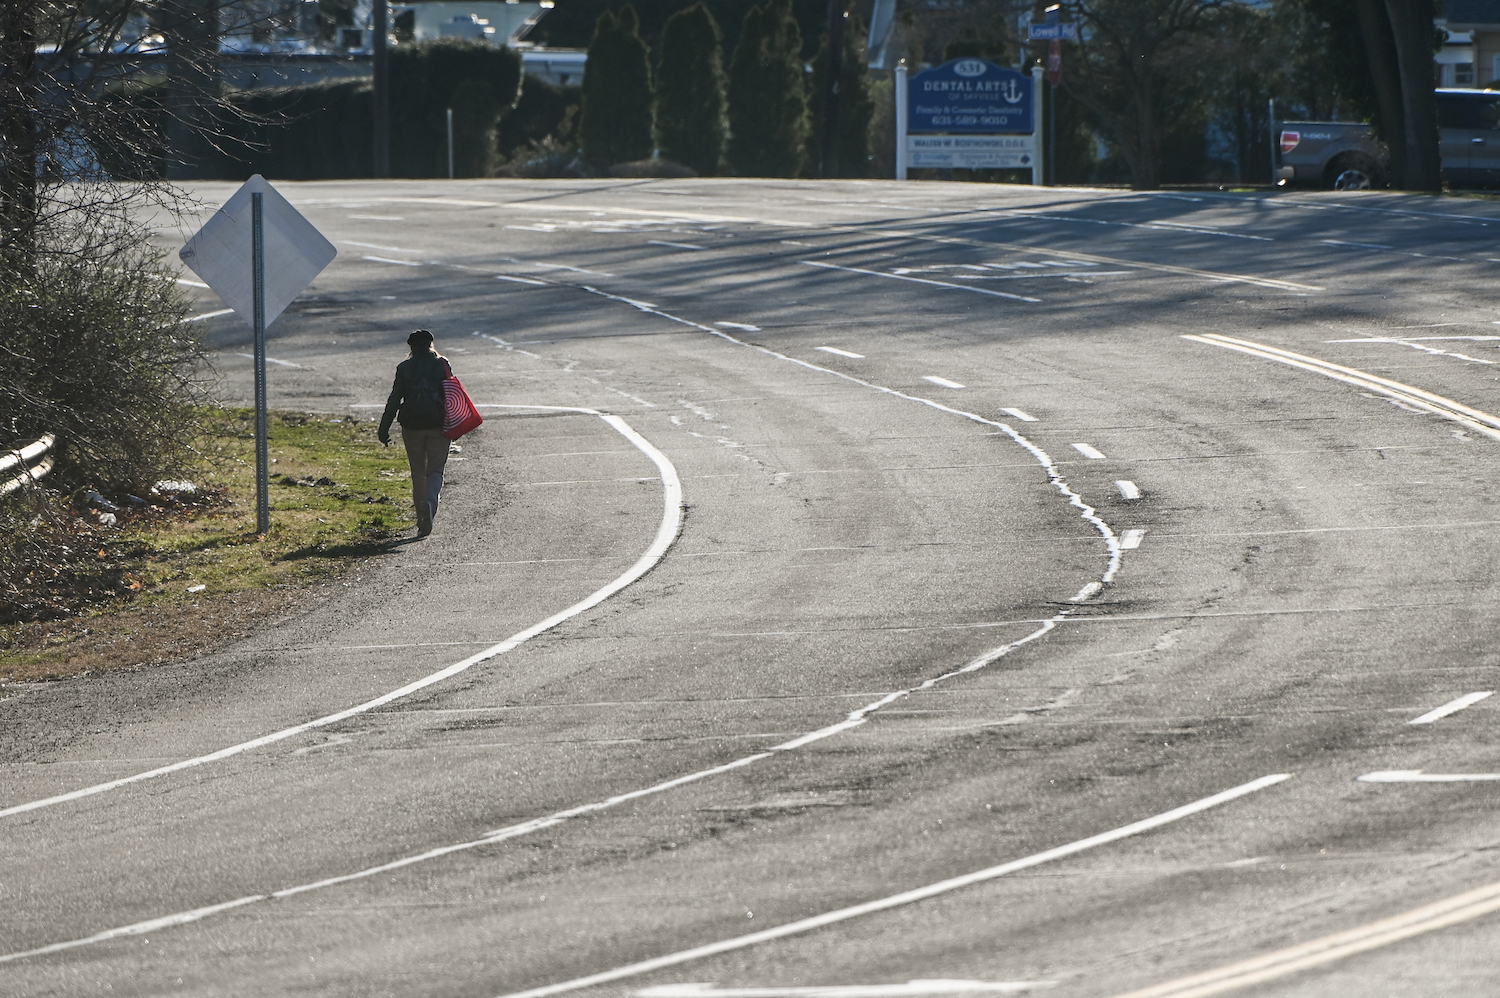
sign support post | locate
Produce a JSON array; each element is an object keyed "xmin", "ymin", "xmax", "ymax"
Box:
[
  {"xmin": 251, "ymin": 192, "xmax": 270, "ymax": 535},
  {"xmin": 895, "ymin": 61, "xmax": 908, "ymax": 180},
  {"xmin": 1032, "ymin": 65, "xmax": 1045, "ymax": 187}
]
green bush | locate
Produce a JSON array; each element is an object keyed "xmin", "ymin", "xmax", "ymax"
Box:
[
  {"xmin": 655, "ymin": 3, "xmax": 728, "ymax": 175},
  {"xmin": 580, "ymin": 6, "xmax": 655, "ymax": 170}
]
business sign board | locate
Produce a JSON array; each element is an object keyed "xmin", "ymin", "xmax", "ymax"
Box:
[
  {"xmin": 908, "ymin": 58, "xmax": 1033, "ymax": 135},
  {"xmin": 1028, "ymin": 22, "xmax": 1079, "ymax": 40},
  {"xmin": 907, "ymin": 134, "xmax": 1037, "ymax": 170}
]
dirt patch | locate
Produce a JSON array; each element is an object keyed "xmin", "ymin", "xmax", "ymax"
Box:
[{"xmin": 0, "ymin": 587, "xmax": 305, "ymax": 684}]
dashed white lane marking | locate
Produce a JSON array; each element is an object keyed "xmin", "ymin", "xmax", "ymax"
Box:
[
  {"xmin": 1357, "ymin": 770, "xmax": 1500, "ymax": 782},
  {"xmin": 1184, "ymin": 333, "xmax": 1500, "ymax": 442},
  {"xmin": 497, "ymin": 275, "xmax": 550, "ymax": 286},
  {"xmin": 347, "ymin": 214, "xmax": 403, "ymax": 221},
  {"xmin": 1119, "ymin": 529, "xmax": 1146, "ymax": 549},
  {"xmin": 1116, "ymin": 480, "xmax": 1141, "ymax": 499},
  {"xmin": 800, "ymin": 260, "xmax": 1042, "ymax": 303},
  {"xmin": 1071, "ymin": 443, "xmax": 1106, "ymax": 459},
  {"xmin": 1070, "ymin": 581, "xmax": 1102, "ymax": 602},
  {"xmin": 716, "ymin": 321, "xmax": 761, "ymax": 331},
  {"xmin": 362, "ymin": 255, "xmax": 422, "ymax": 267},
  {"xmin": 648, "ymin": 240, "xmax": 707, "ymax": 251},
  {"xmin": 0, "ymin": 408, "xmax": 682, "ymax": 823},
  {"xmin": 1409, "ymin": 691, "xmax": 1493, "ymax": 724},
  {"xmin": 572, "ymin": 285, "xmax": 1120, "ymax": 586},
  {"xmin": 1103, "ymin": 877, "xmax": 1500, "ymax": 998},
  {"xmin": 1001, "ymin": 407, "xmax": 1036, "ymax": 421},
  {"xmin": 492, "ymin": 776, "xmax": 1290, "ymax": 998},
  {"xmin": 636, "ymin": 982, "xmax": 1051, "ymax": 998},
  {"xmin": 1329, "ymin": 336, "xmax": 1496, "ymax": 366},
  {"xmin": 187, "ymin": 308, "xmax": 234, "ymax": 322},
  {"xmin": 175, "ymin": 277, "xmax": 210, "ymax": 288},
  {"xmin": 924, "ymin": 376, "xmax": 965, "ymax": 389},
  {"xmin": 233, "ymin": 353, "xmax": 303, "ymax": 369},
  {"xmin": 816, "ymin": 346, "xmax": 864, "ymax": 358}
]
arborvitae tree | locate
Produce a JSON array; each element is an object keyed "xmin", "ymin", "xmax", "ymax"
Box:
[
  {"xmin": 808, "ymin": 16, "xmax": 874, "ymax": 177},
  {"xmin": 654, "ymin": 3, "xmax": 727, "ymax": 175},
  {"xmin": 579, "ymin": 5, "xmax": 654, "ymax": 170},
  {"xmin": 726, "ymin": 0, "xmax": 808, "ymax": 177}
]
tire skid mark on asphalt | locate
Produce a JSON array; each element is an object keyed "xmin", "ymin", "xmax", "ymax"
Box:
[
  {"xmin": 0, "ymin": 238, "xmax": 1137, "ymax": 968},
  {"xmin": 0, "ymin": 407, "xmax": 682, "ymax": 823},
  {"xmin": 1184, "ymin": 333, "xmax": 1500, "ymax": 442}
]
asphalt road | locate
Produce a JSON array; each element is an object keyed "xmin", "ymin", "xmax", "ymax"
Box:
[{"xmin": 3, "ymin": 179, "xmax": 1500, "ymax": 998}]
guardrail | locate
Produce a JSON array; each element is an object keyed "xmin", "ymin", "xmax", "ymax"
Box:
[{"xmin": 0, "ymin": 434, "xmax": 57, "ymax": 497}]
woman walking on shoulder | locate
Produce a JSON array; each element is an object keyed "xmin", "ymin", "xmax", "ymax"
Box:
[{"xmin": 378, "ymin": 329, "xmax": 452, "ymax": 538}]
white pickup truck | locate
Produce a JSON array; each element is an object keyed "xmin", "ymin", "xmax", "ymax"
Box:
[{"xmin": 1275, "ymin": 89, "xmax": 1500, "ymax": 189}]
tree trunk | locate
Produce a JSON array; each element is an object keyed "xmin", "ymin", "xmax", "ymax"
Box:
[
  {"xmin": 1132, "ymin": 71, "xmax": 1161, "ymax": 189},
  {"xmin": 1354, "ymin": 0, "xmax": 1406, "ymax": 185},
  {"xmin": 1384, "ymin": 0, "xmax": 1440, "ymax": 191},
  {"xmin": 158, "ymin": 0, "xmax": 221, "ymax": 181},
  {"xmin": 0, "ymin": 0, "xmax": 38, "ymax": 277}
]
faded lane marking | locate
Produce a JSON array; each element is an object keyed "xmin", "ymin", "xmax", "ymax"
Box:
[
  {"xmin": 493, "ymin": 776, "xmax": 1291, "ymax": 998},
  {"xmin": 800, "ymin": 260, "xmax": 1042, "ymax": 303},
  {"xmin": 717, "ymin": 322, "xmax": 761, "ymax": 331},
  {"xmin": 1001, "ymin": 408, "xmax": 1036, "ymax": 421},
  {"xmin": 924, "ymin": 376, "xmax": 965, "ymax": 389},
  {"xmin": 1102, "ymin": 877, "xmax": 1500, "ymax": 997},
  {"xmin": 1409, "ymin": 691, "xmax": 1493, "ymax": 724},
  {"xmin": 635, "ymin": 981, "xmax": 1052, "ymax": 997},
  {"xmin": 1120, "ymin": 529, "xmax": 1146, "ymax": 549},
  {"xmin": 648, "ymin": 240, "xmax": 707, "ymax": 251},
  {"xmin": 1071, "ymin": 443, "xmax": 1106, "ymax": 459},
  {"xmin": 0, "ymin": 408, "xmax": 681, "ymax": 822},
  {"xmin": 186, "ymin": 308, "xmax": 234, "ymax": 322},
  {"xmin": 816, "ymin": 346, "xmax": 864, "ymax": 359},
  {"xmin": 1116, "ymin": 480, "xmax": 1141, "ymax": 499},
  {"xmin": 1184, "ymin": 333, "xmax": 1500, "ymax": 442},
  {"xmin": 362, "ymin": 255, "xmax": 422, "ymax": 267}
]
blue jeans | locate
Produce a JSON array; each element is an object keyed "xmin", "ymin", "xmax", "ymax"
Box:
[{"xmin": 401, "ymin": 427, "xmax": 449, "ymax": 521}]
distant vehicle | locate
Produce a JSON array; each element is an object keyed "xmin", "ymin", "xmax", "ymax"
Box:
[{"xmin": 1274, "ymin": 89, "xmax": 1500, "ymax": 190}]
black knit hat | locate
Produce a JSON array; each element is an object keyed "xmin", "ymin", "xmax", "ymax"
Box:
[{"xmin": 407, "ymin": 329, "xmax": 434, "ymax": 349}]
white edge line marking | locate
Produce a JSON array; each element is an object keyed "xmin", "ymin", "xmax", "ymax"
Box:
[
  {"xmin": 635, "ymin": 982, "xmax": 1053, "ymax": 997},
  {"xmin": 1409, "ymin": 690, "xmax": 1493, "ymax": 724},
  {"xmin": 1183, "ymin": 333, "xmax": 1500, "ymax": 442},
  {"xmin": 1104, "ymin": 876, "xmax": 1500, "ymax": 998},
  {"xmin": 1071, "ymin": 443, "xmax": 1106, "ymax": 459},
  {"xmin": 0, "ymin": 409, "xmax": 682, "ymax": 822},
  {"xmin": 233, "ymin": 353, "xmax": 303, "ymax": 369},
  {"xmin": 923, "ymin": 376, "xmax": 966, "ymax": 389},
  {"xmin": 1115, "ymin": 480, "xmax": 1141, "ymax": 500},
  {"xmin": 815, "ymin": 346, "xmax": 864, "ymax": 359},
  {"xmin": 1357, "ymin": 770, "xmax": 1500, "ymax": 782},
  {"xmin": 187, "ymin": 308, "xmax": 234, "ymax": 322},
  {"xmin": 800, "ymin": 260, "xmax": 1042, "ymax": 303},
  {"xmin": 1000, "ymin": 408, "xmax": 1036, "ymax": 422},
  {"xmin": 362, "ymin": 255, "xmax": 423, "ymax": 267},
  {"xmin": 490, "ymin": 776, "xmax": 1291, "ymax": 998},
  {"xmin": 1119, "ymin": 529, "xmax": 1146, "ymax": 550}
]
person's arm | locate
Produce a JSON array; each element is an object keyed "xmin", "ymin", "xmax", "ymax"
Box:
[{"xmin": 377, "ymin": 370, "xmax": 403, "ymax": 445}]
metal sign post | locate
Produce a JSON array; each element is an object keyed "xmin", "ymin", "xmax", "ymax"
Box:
[
  {"xmin": 895, "ymin": 61, "xmax": 908, "ymax": 180},
  {"xmin": 178, "ymin": 175, "xmax": 338, "ymax": 538},
  {"xmin": 1031, "ymin": 65, "xmax": 1045, "ymax": 187},
  {"xmin": 251, "ymin": 192, "xmax": 269, "ymax": 534},
  {"xmin": 446, "ymin": 108, "xmax": 455, "ymax": 179}
]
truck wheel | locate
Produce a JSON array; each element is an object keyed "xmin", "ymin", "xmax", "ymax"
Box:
[{"xmin": 1327, "ymin": 154, "xmax": 1382, "ymax": 191}]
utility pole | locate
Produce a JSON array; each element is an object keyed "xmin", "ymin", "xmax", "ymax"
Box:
[
  {"xmin": 373, "ymin": 0, "xmax": 389, "ymax": 178},
  {"xmin": 819, "ymin": 0, "xmax": 846, "ymax": 178}
]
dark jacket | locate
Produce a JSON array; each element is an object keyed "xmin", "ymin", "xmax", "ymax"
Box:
[{"xmin": 379, "ymin": 353, "xmax": 450, "ymax": 435}]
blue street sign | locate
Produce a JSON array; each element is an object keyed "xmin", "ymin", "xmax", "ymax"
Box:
[
  {"xmin": 1028, "ymin": 22, "xmax": 1079, "ymax": 40},
  {"xmin": 907, "ymin": 59, "xmax": 1033, "ymax": 135}
]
